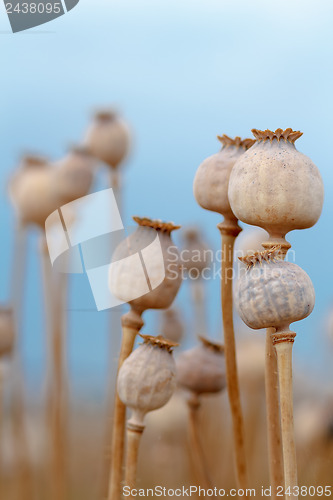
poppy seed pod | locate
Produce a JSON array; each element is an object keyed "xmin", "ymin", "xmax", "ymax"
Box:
[
  {"xmin": 109, "ymin": 217, "xmax": 182, "ymax": 312},
  {"xmin": 193, "ymin": 135, "xmax": 255, "ymax": 222},
  {"xmin": 182, "ymin": 228, "xmax": 210, "ymax": 274},
  {"xmin": 52, "ymin": 147, "xmax": 95, "ymax": 204},
  {"xmin": 9, "ymin": 155, "xmax": 55, "ymax": 227},
  {"xmin": 84, "ymin": 110, "xmax": 130, "ymax": 169},
  {"xmin": 0, "ymin": 307, "xmax": 15, "ymax": 357},
  {"xmin": 177, "ymin": 337, "xmax": 226, "ymax": 395},
  {"xmin": 235, "ymin": 247, "xmax": 315, "ymax": 331},
  {"xmin": 228, "ymin": 128, "xmax": 324, "ymax": 246},
  {"xmin": 117, "ymin": 334, "xmax": 177, "ymax": 427},
  {"xmin": 161, "ymin": 308, "xmax": 184, "ymax": 344}
]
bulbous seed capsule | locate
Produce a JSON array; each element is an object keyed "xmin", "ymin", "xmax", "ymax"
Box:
[
  {"xmin": 177, "ymin": 336, "xmax": 226, "ymax": 395},
  {"xmin": 117, "ymin": 334, "xmax": 177, "ymax": 427},
  {"xmin": 84, "ymin": 110, "xmax": 130, "ymax": 169},
  {"xmin": 228, "ymin": 128, "xmax": 324, "ymax": 246},
  {"xmin": 109, "ymin": 216, "xmax": 182, "ymax": 312},
  {"xmin": 235, "ymin": 246, "xmax": 315, "ymax": 331}
]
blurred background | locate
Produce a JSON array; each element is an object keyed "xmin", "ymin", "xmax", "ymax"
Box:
[{"xmin": 0, "ymin": 0, "xmax": 332, "ymax": 497}]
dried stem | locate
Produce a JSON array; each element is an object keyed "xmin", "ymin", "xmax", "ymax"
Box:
[
  {"xmin": 107, "ymin": 310, "xmax": 143, "ymax": 500},
  {"xmin": 187, "ymin": 394, "xmax": 212, "ymax": 488},
  {"xmin": 40, "ymin": 237, "xmax": 67, "ymax": 500},
  {"xmin": 190, "ymin": 279, "xmax": 207, "ymax": 337},
  {"xmin": 265, "ymin": 328, "xmax": 284, "ymax": 498},
  {"xmin": 218, "ymin": 221, "xmax": 247, "ymax": 489},
  {"xmin": 124, "ymin": 422, "xmax": 145, "ymax": 497},
  {"xmin": 273, "ymin": 332, "xmax": 298, "ymax": 499},
  {"xmin": 10, "ymin": 224, "xmax": 34, "ymax": 500},
  {"xmin": 100, "ymin": 167, "xmax": 123, "ymax": 498}
]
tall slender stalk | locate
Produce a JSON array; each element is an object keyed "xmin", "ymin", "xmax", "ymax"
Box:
[
  {"xmin": 10, "ymin": 224, "xmax": 34, "ymax": 500},
  {"xmin": 265, "ymin": 328, "xmax": 284, "ymax": 498},
  {"xmin": 218, "ymin": 221, "xmax": 247, "ymax": 489},
  {"xmin": 187, "ymin": 394, "xmax": 212, "ymax": 488},
  {"xmin": 107, "ymin": 309, "xmax": 143, "ymax": 500},
  {"xmin": 190, "ymin": 279, "xmax": 206, "ymax": 337},
  {"xmin": 273, "ymin": 333, "xmax": 298, "ymax": 499},
  {"xmin": 124, "ymin": 422, "xmax": 144, "ymax": 498},
  {"xmin": 40, "ymin": 237, "xmax": 67, "ymax": 500}
]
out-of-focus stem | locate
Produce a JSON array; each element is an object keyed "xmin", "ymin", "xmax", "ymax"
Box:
[
  {"xmin": 10, "ymin": 224, "xmax": 34, "ymax": 500},
  {"xmin": 40, "ymin": 237, "xmax": 67, "ymax": 500},
  {"xmin": 187, "ymin": 393, "xmax": 212, "ymax": 488}
]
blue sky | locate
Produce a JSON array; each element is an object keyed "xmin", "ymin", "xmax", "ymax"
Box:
[{"xmin": 0, "ymin": 0, "xmax": 332, "ymax": 395}]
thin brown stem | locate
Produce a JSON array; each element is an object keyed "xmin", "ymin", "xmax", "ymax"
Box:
[
  {"xmin": 40, "ymin": 237, "xmax": 67, "ymax": 500},
  {"xmin": 273, "ymin": 333, "xmax": 298, "ymax": 500},
  {"xmin": 187, "ymin": 394, "xmax": 212, "ymax": 489},
  {"xmin": 10, "ymin": 224, "xmax": 34, "ymax": 500},
  {"xmin": 107, "ymin": 311, "xmax": 143, "ymax": 500},
  {"xmin": 218, "ymin": 221, "xmax": 247, "ymax": 490},
  {"xmin": 124, "ymin": 422, "xmax": 144, "ymax": 498},
  {"xmin": 190, "ymin": 279, "xmax": 207, "ymax": 337},
  {"xmin": 265, "ymin": 328, "xmax": 284, "ymax": 499},
  {"xmin": 100, "ymin": 168, "xmax": 123, "ymax": 499}
]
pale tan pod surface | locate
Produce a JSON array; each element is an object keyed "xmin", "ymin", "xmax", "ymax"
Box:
[
  {"xmin": 177, "ymin": 337, "xmax": 226, "ymax": 395},
  {"xmin": 161, "ymin": 308, "xmax": 184, "ymax": 344},
  {"xmin": 9, "ymin": 157, "xmax": 57, "ymax": 227},
  {"xmin": 84, "ymin": 111, "xmax": 130, "ymax": 169},
  {"xmin": 193, "ymin": 136, "xmax": 254, "ymax": 219},
  {"xmin": 117, "ymin": 336, "xmax": 177, "ymax": 425},
  {"xmin": 235, "ymin": 254, "xmax": 315, "ymax": 330},
  {"xmin": 109, "ymin": 217, "xmax": 182, "ymax": 311},
  {"xmin": 52, "ymin": 147, "xmax": 95, "ymax": 204},
  {"xmin": 181, "ymin": 228, "xmax": 210, "ymax": 273},
  {"xmin": 228, "ymin": 129, "xmax": 324, "ymax": 239}
]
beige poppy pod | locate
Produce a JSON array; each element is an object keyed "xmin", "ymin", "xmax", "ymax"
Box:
[
  {"xmin": 84, "ymin": 110, "xmax": 130, "ymax": 169},
  {"xmin": 228, "ymin": 128, "xmax": 324, "ymax": 246},
  {"xmin": 177, "ymin": 336, "xmax": 226, "ymax": 395},
  {"xmin": 182, "ymin": 227, "xmax": 210, "ymax": 274},
  {"xmin": 235, "ymin": 227, "xmax": 268, "ymax": 258},
  {"xmin": 193, "ymin": 135, "xmax": 255, "ymax": 222},
  {"xmin": 109, "ymin": 217, "xmax": 182, "ymax": 313},
  {"xmin": 9, "ymin": 155, "xmax": 56, "ymax": 227},
  {"xmin": 161, "ymin": 308, "xmax": 184, "ymax": 343},
  {"xmin": 52, "ymin": 146, "xmax": 95, "ymax": 205},
  {"xmin": 0, "ymin": 307, "xmax": 15, "ymax": 357},
  {"xmin": 235, "ymin": 247, "xmax": 315, "ymax": 331},
  {"xmin": 117, "ymin": 334, "xmax": 177, "ymax": 427}
]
